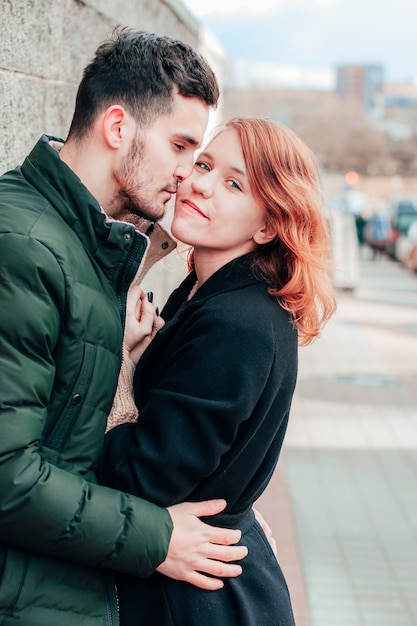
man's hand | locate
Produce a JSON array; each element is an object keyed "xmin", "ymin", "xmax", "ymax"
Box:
[{"xmin": 157, "ymin": 500, "xmax": 248, "ymax": 590}]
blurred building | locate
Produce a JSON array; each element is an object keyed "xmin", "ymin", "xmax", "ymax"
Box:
[
  {"xmin": 221, "ymin": 87, "xmax": 338, "ymax": 126},
  {"xmin": 381, "ymin": 81, "xmax": 417, "ymax": 140},
  {"xmin": 223, "ymin": 58, "xmax": 334, "ymax": 91},
  {"xmin": 336, "ymin": 64, "xmax": 384, "ymax": 112}
]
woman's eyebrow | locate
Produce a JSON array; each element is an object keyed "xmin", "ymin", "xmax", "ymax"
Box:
[
  {"xmin": 229, "ymin": 165, "xmax": 246, "ymax": 178},
  {"xmin": 197, "ymin": 152, "xmax": 246, "ymax": 177},
  {"xmin": 197, "ymin": 150, "xmax": 212, "ymax": 160}
]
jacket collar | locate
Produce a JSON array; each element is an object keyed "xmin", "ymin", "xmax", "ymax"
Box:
[
  {"xmin": 22, "ymin": 135, "xmax": 114, "ymax": 253},
  {"xmin": 111, "ymin": 216, "xmax": 176, "ymax": 287},
  {"xmin": 21, "ymin": 135, "xmax": 176, "ymax": 284}
]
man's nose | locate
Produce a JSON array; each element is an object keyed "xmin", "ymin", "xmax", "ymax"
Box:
[{"xmin": 174, "ymin": 155, "xmax": 194, "ymax": 183}]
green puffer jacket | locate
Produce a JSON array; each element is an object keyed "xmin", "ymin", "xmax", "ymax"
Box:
[{"xmin": 0, "ymin": 135, "xmax": 172, "ymax": 626}]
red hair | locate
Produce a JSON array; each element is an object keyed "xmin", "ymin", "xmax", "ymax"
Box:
[{"xmin": 189, "ymin": 117, "xmax": 336, "ymax": 345}]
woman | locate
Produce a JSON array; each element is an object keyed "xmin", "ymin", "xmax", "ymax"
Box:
[{"xmin": 99, "ymin": 117, "xmax": 336, "ymax": 625}]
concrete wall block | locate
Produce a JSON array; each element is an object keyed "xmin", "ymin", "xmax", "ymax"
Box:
[
  {"xmin": 85, "ymin": 0, "xmax": 198, "ymax": 44},
  {"xmin": 1, "ymin": 0, "xmax": 69, "ymax": 78},
  {"xmin": 0, "ymin": 0, "xmax": 116, "ymax": 82},
  {"xmin": 0, "ymin": 69, "xmax": 75, "ymax": 171}
]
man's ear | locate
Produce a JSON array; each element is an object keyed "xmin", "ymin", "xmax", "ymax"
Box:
[
  {"xmin": 102, "ymin": 105, "xmax": 133, "ymax": 149},
  {"xmin": 253, "ymin": 221, "xmax": 276, "ymax": 245}
]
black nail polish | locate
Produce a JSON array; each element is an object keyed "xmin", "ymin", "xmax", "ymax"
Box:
[
  {"xmin": 155, "ymin": 307, "xmax": 160, "ymax": 317},
  {"xmin": 147, "ymin": 292, "xmax": 153, "ymax": 303}
]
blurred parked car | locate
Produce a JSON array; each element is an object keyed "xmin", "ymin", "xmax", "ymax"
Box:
[{"xmin": 384, "ymin": 196, "xmax": 417, "ymax": 259}]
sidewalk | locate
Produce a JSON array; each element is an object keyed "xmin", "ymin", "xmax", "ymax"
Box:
[{"xmin": 257, "ymin": 254, "xmax": 417, "ymax": 626}]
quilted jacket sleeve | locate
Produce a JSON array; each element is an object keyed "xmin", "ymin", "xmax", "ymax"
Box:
[{"xmin": 0, "ymin": 233, "xmax": 172, "ymax": 576}]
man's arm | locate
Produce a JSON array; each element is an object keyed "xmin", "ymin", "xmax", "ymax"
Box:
[
  {"xmin": 0, "ymin": 234, "xmax": 246, "ymax": 585},
  {"xmin": 0, "ymin": 235, "xmax": 166, "ymax": 575}
]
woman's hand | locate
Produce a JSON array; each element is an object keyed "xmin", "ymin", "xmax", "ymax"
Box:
[{"xmin": 124, "ymin": 285, "xmax": 164, "ymax": 365}]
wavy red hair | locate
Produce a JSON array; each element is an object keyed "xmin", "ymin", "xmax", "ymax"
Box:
[{"xmin": 188, "ymin": 117, "xmax": 336, "ymax": 345}]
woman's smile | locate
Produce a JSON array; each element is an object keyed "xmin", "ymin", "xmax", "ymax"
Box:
[{"xmin": 179, "ymin": 198, "xmax": 209, "ymax": 219}]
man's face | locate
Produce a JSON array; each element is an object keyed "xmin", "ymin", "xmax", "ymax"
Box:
[{"xmin": 112, "ymin": 93, "xmax": 209, "ymax": 221}]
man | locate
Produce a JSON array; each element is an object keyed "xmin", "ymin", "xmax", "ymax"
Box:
[{"xmin": 0, "ymin": 29, "xmax": 246, "ymax": 626}]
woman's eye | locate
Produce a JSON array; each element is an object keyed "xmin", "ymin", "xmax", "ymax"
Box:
[
  {"xmin": 174, "ymin": 144, "xmax": 185, "ymax": 151},
  {"xmin": 228, "ymin": 180, "xmax": 241, "ymax": 191},
  {"xmin": 195, "ymin": 161, "xmax": 210, "ymax": 172}
]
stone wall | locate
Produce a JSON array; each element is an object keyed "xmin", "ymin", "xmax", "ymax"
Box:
[{"xmin": 0, "ymin": 0, "xmax": 200, "ymax": 173}]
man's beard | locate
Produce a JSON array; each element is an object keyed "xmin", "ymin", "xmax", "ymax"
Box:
[
  {"xmin": 119, "ymin": 191, "xmax": 157, "ymax": 221},
  {"xmin": 113, "ymin": 134, "xmax": 164, "ymax": 222}
]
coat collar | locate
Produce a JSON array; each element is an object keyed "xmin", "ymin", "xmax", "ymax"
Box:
[
  {"xmin": 162, "ymin": 253, "xmax": 260, "ymax": 321},
  {"xmin": 192, "ymin": 254, "xmax": 259, "ymax": 300}
]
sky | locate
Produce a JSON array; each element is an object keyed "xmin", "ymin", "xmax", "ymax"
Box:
[
  {"xmin": 183, "ymin": 0, "xmax": 284, "ymax": 16},
  {"xmin": 181, "ymin": 0, "xmax": 416, "ymax": 84}
]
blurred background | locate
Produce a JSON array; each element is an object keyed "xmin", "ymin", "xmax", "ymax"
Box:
[
  {"xmin": 180, "ymin": 0, "xmax": 417, "ymax": 291},
  {"xmin": 1, "ymin": 2, "xmax": 416, "ymax": 624}
]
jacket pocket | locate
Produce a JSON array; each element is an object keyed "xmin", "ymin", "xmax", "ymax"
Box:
[
  {"xmin": 0, "ymin": 548, "xmax": 113, "ymax": 626},
  {"xmin": 0, "ymin": 546, "xmax": 28, "ymax": 623},
  {"xmin": 42, "ymin": 342, "xmax": 97, "ymax": 451}
]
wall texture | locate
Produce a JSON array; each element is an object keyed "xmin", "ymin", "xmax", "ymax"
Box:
[{"xmin": 0, "ymin": 0, "xmax": 200, "ymax": 173}]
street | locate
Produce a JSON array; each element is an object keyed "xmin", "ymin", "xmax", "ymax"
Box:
[{"xmin": 257, "ymin": 252, "xmax": 417, "ymax": 626}]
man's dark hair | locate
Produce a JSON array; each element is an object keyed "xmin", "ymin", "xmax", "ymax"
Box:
[{"xmin": 67, "ymin": 28, "xmax": 220, "ymax": 140}]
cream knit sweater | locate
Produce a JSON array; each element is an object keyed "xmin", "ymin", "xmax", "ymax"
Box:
[{"xmin": 106, "ymin": 216, "xmax": 176, "ymax": 432}]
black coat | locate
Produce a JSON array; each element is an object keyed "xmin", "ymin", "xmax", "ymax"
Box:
[{"xmin": 100, "ymin": 253, "xmax": 298, "ymax": 625}]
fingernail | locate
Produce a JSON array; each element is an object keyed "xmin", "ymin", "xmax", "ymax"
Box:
[
  {"xmin": 147, "ymin": 292, "xmax": 153, "ymax": 303},
  {"xmin": 155, "ymin": 307, "xmax": 160, "ymax": 316}
]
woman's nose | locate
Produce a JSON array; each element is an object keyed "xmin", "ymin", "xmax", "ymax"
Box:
[{"xmin": 191, "ymin": 171, "xmax": 213, "ymax": 198}]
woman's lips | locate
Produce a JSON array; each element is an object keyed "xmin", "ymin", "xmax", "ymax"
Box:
[{"xmin": 181, "ymin": 199, "xmax": 208, "ymax": 219}]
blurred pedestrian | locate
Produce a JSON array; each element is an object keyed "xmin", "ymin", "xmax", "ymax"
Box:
[
  {"xmin": 355, "ymin": 211, "xmax": 368, "ymax": 246},
  {"xmin": 366, "ymin": 211, "xmax": 391, "ymax": 259}
]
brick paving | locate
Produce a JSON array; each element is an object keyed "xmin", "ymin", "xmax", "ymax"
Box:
[{"xmin": 256, "ymin": 253, "xmax": 417, "ymax": 626}]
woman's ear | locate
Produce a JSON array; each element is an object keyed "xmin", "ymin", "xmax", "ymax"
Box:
[{"xmin": 253, "ymin": 221, "xmax": 276, "ymax": 245}]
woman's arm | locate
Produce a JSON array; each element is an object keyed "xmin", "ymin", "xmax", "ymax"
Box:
[{"xmin": 99, "ymin": 299, "xmax": 278, "ymax": 507}]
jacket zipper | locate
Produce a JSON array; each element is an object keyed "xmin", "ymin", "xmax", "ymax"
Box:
[
  {"xmin": 105, "ymin": 572, "xmax": 120, "ymax": 626},
  {"xmin": 116, "ymin": 231, "xmax": 144, "ymax": 327}
]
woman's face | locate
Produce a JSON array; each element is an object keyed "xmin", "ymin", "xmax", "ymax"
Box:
[{"xmin": 172, "ymin": 128, "xmax": 268, "ymax": 263}]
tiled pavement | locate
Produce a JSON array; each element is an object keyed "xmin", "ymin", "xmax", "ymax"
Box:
[{"xmin": 256, "ymin": 251, "xmax": 417, "ymax": 626}]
